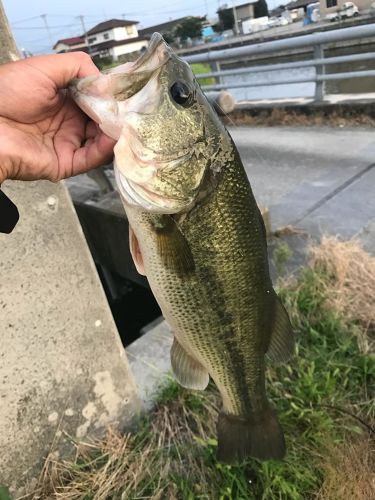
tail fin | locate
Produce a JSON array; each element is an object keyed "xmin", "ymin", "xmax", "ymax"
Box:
[{"xmin": 217, "ymin": 406, "xmax": 286, "ymax": 464}]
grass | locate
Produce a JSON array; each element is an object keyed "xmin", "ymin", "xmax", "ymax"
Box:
[
  {"xmin": 26, "ymin": 239, "xmax": 374, "ymax": 499},
  {"xmin": 191, "ymin": 63, "xmax": 216, "ymax": 87}
]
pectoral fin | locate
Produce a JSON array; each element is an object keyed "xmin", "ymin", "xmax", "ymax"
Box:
[
  {"xmin": 153, "ymin": 216, "xmax": 195, "ymax": 276},
  {"xmin": 129, "ymin": 225, "xmax": 145, "ymax": 276},
  {"xmin": 266, "ymin": 294, "xmax": 294, "ymax": 363},
  {"xmin": 171, "ymin": 338, "xmax": 209, "ymax": 390}
]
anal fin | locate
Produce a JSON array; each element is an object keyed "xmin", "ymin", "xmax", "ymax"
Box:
[
  {"xmin": 266, "ymin": 294, "xmax": 294, "ymax": 363},
  {"xmin": 171, "ymin": 338, "xmax": 209, "ymax": 390}
]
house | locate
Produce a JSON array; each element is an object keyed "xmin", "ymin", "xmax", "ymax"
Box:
[
  {"xmin": 53, "ymin": 36, "xmax": 87, "ymax": 53},
  {"xmin": 138, "ymin": 17, "xmax": 191, "ymax": 39},
  {"xmin": 86, "ymin": 19, "xmax": 149, "ymax": 60},
  {"xmin": 319, "ymin": 0, "xmax": 372, "ymax": 17},
  {"xmin": 53, "ymin": 19, "xmax": 150, "ymax": 61}
]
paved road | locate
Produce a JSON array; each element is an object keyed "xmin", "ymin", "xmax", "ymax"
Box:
[{"xmin": 230, "ymin": 126, "xmax": 375, "ymax": 252}]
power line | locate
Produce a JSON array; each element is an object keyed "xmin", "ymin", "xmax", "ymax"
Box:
[
  {"xmin": 11, "ymin": 15, "xmax": 41, "ymax": 25},
  {"xmin": 13, "ymin": 24, "xmax": 77, "ymax": 30}
]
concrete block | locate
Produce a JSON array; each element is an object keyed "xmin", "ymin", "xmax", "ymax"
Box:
[
  {"xmin": 0, "ymin": 180, "xmax": 140, "ymax": 493},
  {"xmin": 127, "ymin": 320, "xmax": 173, "ymax": 410}
]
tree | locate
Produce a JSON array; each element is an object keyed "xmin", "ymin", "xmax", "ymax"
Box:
[
  {"xmin": 162, "ymin": 31, "xmax": 175, "ymax": 44},
  {"xmin": 254, "ymin": 0, "xmax": 269, "ymax": 18},
  {"xmin": 217, "ymin": 8, "xmax": 235, "ymax": 31},
  {"xmin": 175, "ymin": 17, "xmax": 205, "ymax": 41}
]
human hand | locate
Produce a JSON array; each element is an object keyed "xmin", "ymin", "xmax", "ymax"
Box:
[{"xmin": 0, "ymin": 52, "xmax": 116, "ymax": 184}]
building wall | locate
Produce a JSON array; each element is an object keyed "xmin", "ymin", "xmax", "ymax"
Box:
[
  {"xmin": 113, "ymin": 25, "xmax": 138, "ymax": 40},
  {"xmin": 319, "ymin": 0, "xmax": 372, "ymax": 16},
  {"xmin": 236, "ymin": 4, "xmax": 255, "ymax": 20},
  {"xmin": 88, "ymin": 25, "xmax": 138, "ymax": 45},
  {"xmin": 111, "ymin": 40, "xmax": 148, "ymax": 60}
]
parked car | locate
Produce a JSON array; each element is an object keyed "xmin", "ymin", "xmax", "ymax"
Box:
[
  {"xmin": 268, "ymin": 16, "xmax": 289, "ymax": 28},
  {"xmin": 326, "ymin": 2, "xmax": 359, "ymax": 22}
]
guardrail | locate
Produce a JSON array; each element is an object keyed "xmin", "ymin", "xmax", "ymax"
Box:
[{"xmin": 184, "ymin": 24, "xmax": 375, "ymax": 102}]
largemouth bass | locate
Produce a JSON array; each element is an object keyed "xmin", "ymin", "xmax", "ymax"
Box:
[{"xmin": 70, "ymin": 33, "xmax": 294, "ymax": 463}]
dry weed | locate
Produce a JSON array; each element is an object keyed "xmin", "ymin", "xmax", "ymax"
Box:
[
  {"xmin": 309, "ymin": 236, "xmax": 375, "ymax": 353},
  {"xmin": 223, "ymin": 108, "xmax": 375, "ymax": 128},
  {"xmin": 317, "ymin": 434, "xmax": 375, "ymax": 500},
  {"xmin": 24, "ymin": 386, "xmax": 221, "ymax": 499}
]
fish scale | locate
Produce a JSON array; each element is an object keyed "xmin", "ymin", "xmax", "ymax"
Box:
[{"xmin": 126, "ymin": 148, "xmax": 272, "ymax": 418}]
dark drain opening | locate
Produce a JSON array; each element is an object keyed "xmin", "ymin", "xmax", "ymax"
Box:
[{"xmin": 96, "ymin": 264, "xmax": 161, "ymax": 347}]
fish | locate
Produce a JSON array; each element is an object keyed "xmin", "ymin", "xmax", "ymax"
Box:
[{"xmin": 69, "ymin": 33, "xmax": 294, "ymax": 464}]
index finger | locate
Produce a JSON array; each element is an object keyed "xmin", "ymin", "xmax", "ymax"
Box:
[{"xmin": 23, "ymin": 51, "xmax": 99, "ymax": 90}]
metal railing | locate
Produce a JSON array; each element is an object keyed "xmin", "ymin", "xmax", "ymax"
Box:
[{"xmin": 184, "ymin": 24, "xmax": 375, "ymax": 102}]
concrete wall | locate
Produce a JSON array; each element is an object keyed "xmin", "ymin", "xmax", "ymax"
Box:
[
  {"xmin": 0, "ymin": 1, "xmax": 19, "ymax": 63},
  {"xmin": 0, "ymin": 180, "xmax": 140, "ymax": 495}
]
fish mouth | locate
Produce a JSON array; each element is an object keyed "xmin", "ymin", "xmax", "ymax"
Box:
[
  {"xmin": 69, "ymin": 33, "xmax": 172, "ymax": 141},
  {"xmin": 70, "ymin": 33, "xmax": 171, "ymax": 101}
]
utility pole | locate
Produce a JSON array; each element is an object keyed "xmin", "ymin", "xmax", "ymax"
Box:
[
  {"xmin": 232, "ymin": 2, "xmax": 239, "ymax": 36},
  {"xmin": 78, "ymin": 14, "xmax": 91, "ymax": 55},
  {"xmin": 0, "ymin": 0, "xmax": 20, "ymax": 63},
  {"xmin": 41, "ymin": 14, "xmax": 53, "ymax": 48}
]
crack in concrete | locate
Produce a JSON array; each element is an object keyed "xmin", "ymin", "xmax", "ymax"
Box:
[{"xmin": 292, "ymin": 162, "xmax": 375, "ymax": 226}]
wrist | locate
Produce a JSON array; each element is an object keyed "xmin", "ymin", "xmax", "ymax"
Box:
[
  {"xmin": 0, "ymin": 164, "xmax": 7, "ymax": 184},
  {"xmin": 0, "ymin": 144, "xmax": 14, "ymax": 184}
]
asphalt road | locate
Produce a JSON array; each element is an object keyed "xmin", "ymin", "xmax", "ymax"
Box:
[{"xmin": 230, "ymin": 126, "xmax": 375, "ymax": 251}]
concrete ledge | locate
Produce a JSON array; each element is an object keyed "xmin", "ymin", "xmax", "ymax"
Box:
[
  {"xmin": 236, "ymin": 93, "xmax": 375, "ymax": 110},
  {"xmin": 0, "ymin": 180, "xmax": 140, "ymax": 494}
]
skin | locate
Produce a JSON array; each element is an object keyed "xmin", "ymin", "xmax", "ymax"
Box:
[{"xmin": 0, "ymin": 52, "xmax": 116, "ymax": 185}]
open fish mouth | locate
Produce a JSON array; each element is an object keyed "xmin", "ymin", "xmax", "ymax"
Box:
[
  {"xmin": 69, "ymin": 33, "xmax": 172, "ymax": 142},
  {"xmin": 70, "ymin": 33, "xmax": 171, "ymax": 102}
]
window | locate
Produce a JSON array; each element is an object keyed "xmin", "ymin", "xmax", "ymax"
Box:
[
  {"xmin": 103, "ymin": 33, "xmax": 109, "ymax": 40},
  {"xmin": 126, "ymin": 26, "xmax": 134, "ymax": 35},
  {"xmin": 326, "ymin": 0, "xmax": 337, "ymax": 7},
  {"xmin": 88, "ymin": 37, "xmax": 97, "ymax": 44}
]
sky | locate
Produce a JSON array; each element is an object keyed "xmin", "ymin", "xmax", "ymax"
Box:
[{"xmin": 3, "ymin": 0, "xmax": 280, "ymax": 55}]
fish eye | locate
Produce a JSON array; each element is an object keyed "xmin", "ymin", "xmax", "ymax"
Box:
[{"xmin": 170, "ymin": 81, "xmax": 193, "ymax": 107}]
